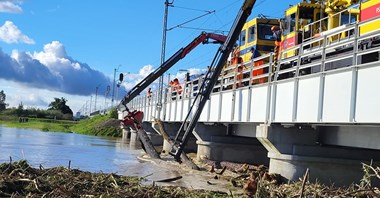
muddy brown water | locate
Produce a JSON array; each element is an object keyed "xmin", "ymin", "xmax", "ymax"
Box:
[
  {"xmin": 0, "ymin": 126, "xmax": 153, "ymax": 174},
  {"xmin": 0, "ymin": 126, "xmax": 236, "ymax": 193}
]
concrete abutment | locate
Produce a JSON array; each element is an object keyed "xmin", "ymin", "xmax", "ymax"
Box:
[{"xmin": 257, "ymin": 124, "xmax": 380, "ymax": 186}]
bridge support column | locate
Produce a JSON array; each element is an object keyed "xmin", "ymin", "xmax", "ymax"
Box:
[
  {"xmin": 122, "ymin": 127, "xmax": 131, "ymax": 140},
  {"xmin": 141, "ymin": 122, "xmax": 163, "ymax": 146},
  {"xmin": 257, "ymin": 124, "xmax": 380, "ymax": 186},
  {"xmin": 195, "ymin": 123, "xmax": 269, "ymax": 165},
  {"xmin": 129, "ymin": 128, "xmax": 140, "ymax": 147},
  {"xmin": 152, "ymin": 122, "xmax": 197, "ymax": 154}
]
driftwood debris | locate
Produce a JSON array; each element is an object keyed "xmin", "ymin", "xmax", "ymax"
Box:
[
  {"xmin": 154, "ymin": 175, "xmax": 183, "ymax": 182},
  {"xmin": 154, "ymin": 118, "xmax": 200, "ymax": 170},
  {"xmin": 134, "ymin": 123, "xmax": 161, "ymax": 159},
  {"xmin": 299, "ymin": 168, "xmax": 309, "ymax": 198}
]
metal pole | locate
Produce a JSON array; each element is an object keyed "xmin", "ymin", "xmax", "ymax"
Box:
[
  {"xmin": 104, "ymin": 91, "xmax": 107, "ymax": 113},
  {"xmin": 89, "ymin": 96, "xmax": 92, "ymax": 116},
  {"xmin": 95, "ymin": 86, "xmax": 99, "ymax": 112},
  {"xmin": 111, "ymin": 65, "xmax": 121, "ymax": 107},
  {"xmin": 157, "ymin": 0, "xmax": 170, "ymax": 119},
  {"xmin": 116, "ymin": 85, "xmax": 119, "ymax": 104},
  {"xmin": 111, "ymin": 68, "xmax": 116, "ymax": 107},
  {"xmin": 85, "ymin": 100, "xmax": 88, "ymax": 116}
]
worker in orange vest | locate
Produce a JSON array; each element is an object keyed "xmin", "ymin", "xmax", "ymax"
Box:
[
  {"xmin": 147, "ymin": 87, "xmax": 152, "ymax": 103},
  {"xmin": 172, "ymin": 78, "xmax": 182, "ymax": 95},
  {"xmin": 231, "ymin": 47, "xmax": 244, "ymax": 88}
]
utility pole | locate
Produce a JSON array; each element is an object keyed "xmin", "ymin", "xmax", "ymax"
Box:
[
  {"xmin": 105, "ymin": 85, "xmax": 110, "ymax": 113},
  {"xmin": 157, "ymin": 0, "xmax": 171, "ymax": 119},
  {"xmin": 85, "ymin": 100, "xmax": 88, "ymax": 116},
  {"xmin": 89, "ymin": 96, "xmax": 92, "ymax": 116},
  {"xmin": 95, "ymin": 85, "xmax": 99, "ymax": 112},
  {"xmin": 112, "ymin": 65, "xmax": 121, "ymax": 107},
  {"xmin": 111, "ymin": 68, "xmax": 116, "ymax": 107}
]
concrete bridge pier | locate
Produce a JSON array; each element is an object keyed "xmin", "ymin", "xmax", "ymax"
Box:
[
  {"xmin": 129, "ymin": 128, "xmax": 140, "ymax": 148},
  {"xmin": 257, "ymin": 124, "xmax": 380, "ymax": 186},
  {"xmin": 195, "ymin": 123, "xmax": 269, "ymax": 165},
  {"xmin": 122, "ymin": 127, "xmax": 130, "ymax": 140},
  {"xmin": 152, "ymin": 122, "xmax": 198, "ymax": 154},
  {"xmin": 141, "ymin": 122, "xmax": 163, "ymax": 146}
]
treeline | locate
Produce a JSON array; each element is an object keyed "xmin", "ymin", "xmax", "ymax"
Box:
[
  {"xmin": 0, "ymin": 94, "xmax": 74, "ymax": 121},
  {"xmin": 0, "ymin": 107, "xmax": 73, "ymax": 120}
]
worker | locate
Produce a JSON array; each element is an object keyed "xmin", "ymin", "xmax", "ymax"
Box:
[
  {"xmin": 250, "ymin": 47, "xmax": 265, "ymax": 84},
  {"xmin": 147, "ymin": 87, "xmax": 152, "ymax": 103},
  {"xmin": 271, "ymin": 25, "xmax": 282, "ymax": 71},
  {"xmin": 171, "ymin": 78, "xmax": 182, "ymax": 100},
  {"xmin": 231, "ymin": 47, "xmax": 244, "ymax": 88},
  {"xmin": 227, "ymin": 44, "xmax": 238, "ymax": 66},
  {"xmin": 250, "ymin": 47, "xmax": 261, "ymax": 60}
]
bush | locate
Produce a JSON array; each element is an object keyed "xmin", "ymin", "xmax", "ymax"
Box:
[{"xmin": 109, "ymin": 108, "xmax": 118, "ymax": 119}]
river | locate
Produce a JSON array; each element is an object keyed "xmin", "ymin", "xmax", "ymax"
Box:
[
  {"xmin": 0, "ymin": 125, "xmax": 237, "ymax": 192},
  {"xmin": 0, "ymin": 126, "xmax": 156, "ymax": 176}
]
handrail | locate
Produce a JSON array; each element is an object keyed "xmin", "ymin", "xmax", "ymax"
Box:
[{"xmin": 130, "ymin": 14, "xmax": 380, "ymax": 119}]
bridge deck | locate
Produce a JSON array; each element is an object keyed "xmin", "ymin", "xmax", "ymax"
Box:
[{"xmin": 129, "ymin": 21, "xmax": 380, "ymax": 126}]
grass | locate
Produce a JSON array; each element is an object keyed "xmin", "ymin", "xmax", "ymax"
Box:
[
  {"xmin": 0, "ymin": 116, "xmax": 77, "ymax": 132},
  {"xmin": 70, "ymin": 114, "xmax": 122, "ymax": 137},
  {"xmin": 0, "ymin": 113, "xmax": 122, "ymax": 137}
]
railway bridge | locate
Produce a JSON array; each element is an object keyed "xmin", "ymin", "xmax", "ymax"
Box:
[{"xmin": 121, "ymin": 21, "xmax": 380, "ymax": 186}]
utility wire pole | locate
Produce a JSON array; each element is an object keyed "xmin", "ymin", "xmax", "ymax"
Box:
[
  {"xmin": 95, "ymin": 85, "xmax": 100, "ymax": 112},
  {"xmin": 112, "ymin": 65, "xmax": 121, "ymax": 107},
  {"xmin": 157, "ymin": 0, "xmax": 171, "ymax": 119}
]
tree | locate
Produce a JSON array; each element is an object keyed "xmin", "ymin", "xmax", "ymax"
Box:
[
  {"xmin": 16, "ymin": 102, "xmax": 24, "ymax": 116},
  {"xmin": 48, "ymin": 97, "xmax": 73, "ymax": 115},
  {"xmin": 0, "ymin": 90, "xmax": 6, "ymax": 111}
]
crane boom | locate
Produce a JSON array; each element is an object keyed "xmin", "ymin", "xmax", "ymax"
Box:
[
  {"xmin": 170, "ymin": 0, "xmax": 257, "ymax": 161},
  {"xmin": 118, "ymin": 32, "xmax": 227, "ymax": 112}
]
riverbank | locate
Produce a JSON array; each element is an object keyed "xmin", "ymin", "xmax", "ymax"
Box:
[
  {"xmin": 0, "ymin": 116, "xmax": 76, "ymax": 132},
  {"xmin": 69, "ymin": 114, "xmax": 122, "ymax": 137},
  {"xmin": 0, "ymin": 113, "xmax": 121, "ymax": 137}
]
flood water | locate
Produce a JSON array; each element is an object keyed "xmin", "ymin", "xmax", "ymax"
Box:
[
  {"xmin": 0, "ymin": 126, "xmax": 156, "ymax": 176},
  {"xmin": 0, "ymin": 126, "xmax": 236, "ymax": 192}
]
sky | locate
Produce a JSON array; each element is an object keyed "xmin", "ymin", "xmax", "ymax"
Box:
[{"xmin": 0, "ymin": 0, "xmax": 300, "ymax": 114}]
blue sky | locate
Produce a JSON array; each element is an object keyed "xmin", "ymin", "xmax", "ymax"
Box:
[{"xmin": 0, "ymin": 0, "xmax": 299, "ymax": 113}]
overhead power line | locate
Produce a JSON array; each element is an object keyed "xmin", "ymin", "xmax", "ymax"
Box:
[{"xmin": 167, "ymin": 10, "xmax": 215, "ymax": 31}]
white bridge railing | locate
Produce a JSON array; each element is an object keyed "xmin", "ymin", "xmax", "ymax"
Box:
[{"xmin": 128, "ymin": 17, "xmax": 380, "ymax": 125}]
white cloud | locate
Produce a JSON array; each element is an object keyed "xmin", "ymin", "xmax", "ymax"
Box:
[
  {"xmin": 0, "ymin": 41, "xmax": 111, "ymax": 96},
  {"xmin": 0, "ymin": 21, "xmax": 35, "ymax": 44},
  {"xmin": 0, "ymin": 39, "xmax": 207, "ymax": 111},
  {"xmin": 0, "ymin": 1, "xmax": 22, "ymax": 13}
]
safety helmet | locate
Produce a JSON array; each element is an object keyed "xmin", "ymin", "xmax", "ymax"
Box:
[{"xmin": 271, "ymin": 26, "xmax": 277, "ymax": 31}]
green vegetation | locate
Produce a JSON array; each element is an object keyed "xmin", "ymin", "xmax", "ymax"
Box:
[
  {"xmin": 0, "ymin": 91, "xmax": 87, "ymax": 133},
  {"xmin": 70, "ymin": 109, "xmax": 122, "ymax": 137},
  {"xmin": 48, "ymin": 97, "xmax": 73, "ymax": 118},
  {"xmin": 0, "ymin": 91, "xmax": 73, "ymax": 120},
  {"xmin": 0, "ymin": 90, "xmax": 6, "ymax": 111},
  {"xmin": 0, "ymin": 105, "xmax": 121, "ymax": 137},
  {"xmin": 0, "ymin": 116, "xmax": 77, "ymax": 132}
]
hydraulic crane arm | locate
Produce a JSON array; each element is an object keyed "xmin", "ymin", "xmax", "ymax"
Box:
[
  {"xmin": 118, "ymin": 32, "xmax": 227, "ymax": 111},
  {"xmin": 170, "ymin": 0, "xmax": 257, "ymax": 161}
]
